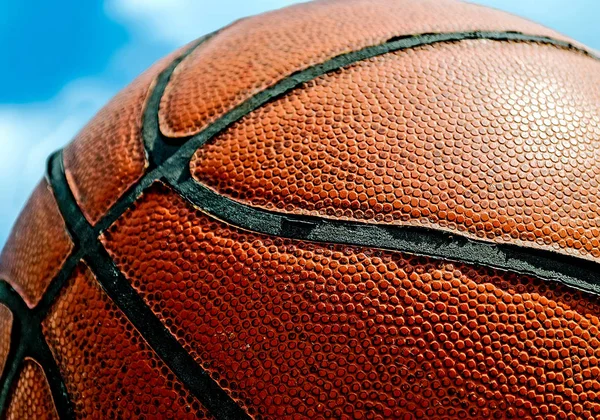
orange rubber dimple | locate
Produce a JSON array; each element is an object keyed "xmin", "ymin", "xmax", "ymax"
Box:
[
  {"xmin": 0, "ymin": 304, "xmax": 12, "ymax": 377},
  {"xmin": 159, "ymin": 0, "xmax": 577, "ymax": 138},
  {"xmin": 3, "ymin": 0, "xmax": 600, "ymax": 418},
  {"xmin": 191, "ymin": 40, "xmax": 600, "ymax": 263},
  {"xmin": 63, "ymin": 44, "xmax": 190, "ymax": 224},
  {"xmin": 5, "ymin": 359, "xmax": 58, "ymax": 420},
  {"xmin": 0, "ymin": 180, "xmax": 72, "ymax": 307},
  {"xmin": 103, "ymin": 184, "xmax": 600, "ymax": 419},
  {"xmin": 42, "ymin": 262, "xmax": 213, "ymax": 419}
]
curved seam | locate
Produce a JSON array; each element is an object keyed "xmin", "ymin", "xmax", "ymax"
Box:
[
  {"xmin": 0, "ymin": 282, "xmax": 24, "ymax": 417},
  {"xmin": 0, "ymin": 281, "xmax": 74, "ymax": 418},
  {"xmin": 0, "ymin": 35, "xmax": 214, "ymax": 420},
  {"xmin": 157, "ymin": 30, "xmax": 597, "ymax": 139},
  {"xmin": 47, "ymin": 151, "xmax": 250, "ymax": 420},
  {"xmin": 27, "ymin": 337, "xmax": 73, "ymax": 419},
  {"xmin": 162, "ymin": 177, "xmax": 600, "ymax": 296},
  {"xmin": 97, "ymin": 31, "xmax": 597, "ymax": 236},
  {"xmin": 148, "ymin": 31, "xmax": 600, "ymax": 293},
  {"xmin": 7, "ymin": 30, "xmax": 595, "ymax": 419},
  {"xmin": 142, "ymin": 31, "xmax": 218, "ymax": 167}
]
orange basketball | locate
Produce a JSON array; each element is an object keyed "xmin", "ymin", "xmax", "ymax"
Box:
[{"xmin": 1, "ymin": 0, "xmax": 600, "ymax": 418}]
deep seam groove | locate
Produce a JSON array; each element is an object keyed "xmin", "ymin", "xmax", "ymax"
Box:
[
  {"xmin": 0, "ymin": 281, "xmax": 74, "ymax": 418},
  {"xmin": 26, "ymin": 327, "xmax": 73, "ymax": 419},
  {"xmin": 2, "ymin": 30, "xmax": 595, "ymax": 419},
  {"xmin": 143, "ymin": 32, "xmax": 217, "ymax": 167},
  {"xmin": 0, "ymin": 282, "xmax": 25, "ymax": 417},
  {"xmin": 98, "ymin": 31, "xmax": 597, "ymax": 238},
  {"xmin": 151, "ymin": 31, "xmax": 600, "ymax": 295},
  {"xmin": 0, "ymin": 34, "xmax": 214, "ymax": 419},
  {"xmin": 167, "ymin": 177, "xmax": 600, "ymax": 296},
  {"xmin": 49, "ymin": 151, "xmax": 250, "ymax": 420}
]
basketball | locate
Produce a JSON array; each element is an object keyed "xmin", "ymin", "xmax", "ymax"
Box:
[{"xmin": 2, "ymin": 0, "xmax": 600, "ymax": 418}]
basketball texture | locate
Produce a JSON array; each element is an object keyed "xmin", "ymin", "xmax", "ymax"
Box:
[{"xmin": 2, "ymin": 0, "xmax": 600, "ymax": 419}]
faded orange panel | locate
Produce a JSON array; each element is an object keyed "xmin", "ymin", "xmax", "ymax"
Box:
[
  {"xmin": 0, "ymin": 304, "xmax": 12, "ymax": 376},
  {"xmin": 42, "ymin": 262, "xmax": 213, "ymax": 419},
  {"xmin": 103, "ymin": 184, "xmax": 600, "ymax": 419},
  {"xmin": 159, "ymin": 0, "xmax": 577, "ymax": 138},
  {"xmin": 192, "ymin": 40, "xmax": 600, "ymax": 263},
  {"xmin": 63, "ymin": 44, "xmax": 190, "ymax": 224},
  {"xmin": 0, "ymin": 180, "xmax": 72, "ymax": 307},
  {"xmin": 5, "ymin": 359, "xmax": 58, "ymax": 420}
]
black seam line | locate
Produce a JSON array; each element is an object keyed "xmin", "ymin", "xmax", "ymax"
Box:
[
  {"xmin": 47, "ymin": 151, "xmax": 250, "ymax": 420},
  {"xmin": 143, "ymin": 31, "xmax": 217, "ymax": 168},
  {"xmin": 34, "ymin": 248, "xmax": 84, "ymax": 319},
  {"xmin": 99, "ymin": 30, "xmax": 597, "ymax": 238},
  {"xmin": 159, "ymin": 31, "xmax": 596, "ymax": 165},
  {"xmin": 0, "ymin": 160, "xmax": 86, "ymax": 417},
  {"xmin": 17, "ymin": 30, "xmax": 592, "ymax": 420},
  {"xmin": 34, "ymin": 30, "xmax": 216, "ymax": 320},
  {"xmin": 0, "ymin": 281, "xmax": 74, "ymax": 419},
  {"xmin": 14, "ymin": 33, "xmax": 248, "ymax": 420},
  {"xmin": 0, "ymin": 282, "xmax": 25, "ymax": 417},
  {"xmin": 137, "ymin": 30, "xmax": 600, "ymax": 295},
  {"xmin": 164, "ymin": 175, "xmax": 600, "ymax": 297}
]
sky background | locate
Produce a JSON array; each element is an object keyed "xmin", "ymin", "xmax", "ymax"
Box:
[{"xmin": 0, "ymin": 0, "xmax": 598, "ymax": 248}]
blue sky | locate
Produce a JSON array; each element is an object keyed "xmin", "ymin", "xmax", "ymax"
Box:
[{"xmin": 0, "ymin": 0, "xmax": 598, "ymax": 247}]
